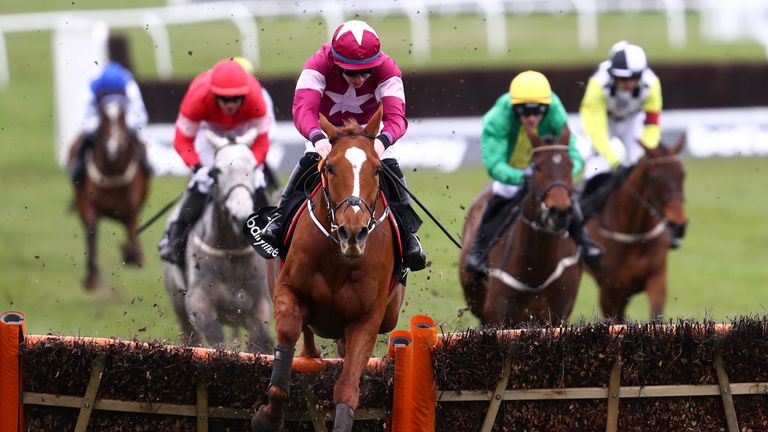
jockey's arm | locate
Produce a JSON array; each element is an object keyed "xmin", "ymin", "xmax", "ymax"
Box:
[
  {"xmin": 641, "ymin": 79, "xmax": 663, "ymax": 149},
  {"xmin": 125, "ymin": 80, "xmax": 149, "ymax": 130},
  {"xmin": 173, "ymin": 113, "xmax": 202, "ymax": 169},
  {"xmin": 579, "ymin": 77, "xmax": 619, "ymax": 167},
  {"xmin": 482, "ymin": 95, "xmax": 526, "ymax": 185},
  {"xmin": 376, "ymin": 75, "xmax": 408, "ymax": 147},
  {"xmin": 293, "ymin": 68, "xmax": 326, "ymax": 143},
  {"xmin": 248, "ymin": 114, "xmax": 271, "ymax": 167}
]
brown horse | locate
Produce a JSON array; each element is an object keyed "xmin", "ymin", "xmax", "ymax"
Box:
[
  {"xmin": 252, "ymin": 107, "xmax": 403, "ymax": 432},
  {"xmin": 584, "ymin": 137, "xmax": 687, "ymax": 321},
  {"xmin": 459, "ymin": 136, "xmax": 582, "ymax": 326},
  {"xmin": 68, "ymin": 96, "xmax": 150, "ymax": 291}
]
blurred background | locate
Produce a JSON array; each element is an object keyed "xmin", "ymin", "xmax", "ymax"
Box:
[{"xmin": 1, "ymin": 0, "xmax": 767, "ymax": 348}]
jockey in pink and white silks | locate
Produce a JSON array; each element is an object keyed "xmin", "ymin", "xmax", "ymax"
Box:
[{"xmin": 258, "ymin": 20, "xmax": 426, "ymax": 272}]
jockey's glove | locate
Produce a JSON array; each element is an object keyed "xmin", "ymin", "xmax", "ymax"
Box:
[
  {"xmin": 189, "ymin": 164, "xmax": 215, "ymax": 194},
  {"xmin": 373, "ymin": 138, "xmax": 386, "ymax": 158},
  {"xmin": 314, "ymin": 138, "xmax": 332, "ymax": 159}
]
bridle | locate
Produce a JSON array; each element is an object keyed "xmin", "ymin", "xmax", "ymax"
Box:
[
  {"xmin": 309, "ymin": 133, "xmax": 389, "ymax": 243},
  {"xmin": 211, "ymin": 142, "xmax": 256, "ymax": 211},
  {"xmin": 522, "ymin": 144, "xmax": 574, "ymax": 236},
  {"xmin": 596, "ymin": 155, "xmax": 686, "ymax": 243}
]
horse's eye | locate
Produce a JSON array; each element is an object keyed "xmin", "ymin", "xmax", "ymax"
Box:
[
  {"xmin": 375, "ymin": 168, "xmax": 381, "ymax": 176},
  {"xmin": 326, "ymin": 165, "xmax": 334, "ymax": 175}
]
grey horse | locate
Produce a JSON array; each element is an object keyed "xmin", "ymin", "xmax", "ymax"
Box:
[{"xmin": 163, "ymin": 129, "xmax": 274, "ymax": 354}]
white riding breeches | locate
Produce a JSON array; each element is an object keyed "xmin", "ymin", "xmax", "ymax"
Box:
[
  {"xmin": 491, "ymin": 166, "xmax": 532, "ymax": 198},
  {"xmin": 582, "ymin": 113, "xmax": 645, "ymax": 180}
]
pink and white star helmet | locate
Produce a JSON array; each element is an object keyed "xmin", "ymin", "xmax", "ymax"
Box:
[{"xmin": 330, "ymin": 20, "xmax": 385, "ymax": 70}]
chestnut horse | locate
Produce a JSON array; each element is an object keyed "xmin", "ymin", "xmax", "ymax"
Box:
[
  {"xmin": 584, "ymin": 137, "xmax": 687, "ymax": 321},
  {"xmin": 458, "ymin": 136, "xmax": 581, "ymax": 326},
  {"xmin": 68, "ymin": 96, "xmax": 150, "ymax": 291},
  {"xmin": 251, "ymin": 107, "xmax": 402, "ymax": 432}
]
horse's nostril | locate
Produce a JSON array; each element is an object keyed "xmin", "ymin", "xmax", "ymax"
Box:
[
  {"xmin": 337, "ymin": 227, "xmax": 350, "ymax": 241},
  {"xmin": 356, "ymin": 228, "xmax": 369, "ymax": 244}
]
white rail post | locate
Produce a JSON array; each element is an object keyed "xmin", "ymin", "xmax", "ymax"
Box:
[
  {"xmin": 662, "ymin": 0, "xmax": 687, "ymax": 49},
  {"xmin": 321, "ymin": 1, "xmax": 344, "ymax": 42},
  {"xmin": 402, "ymin": 0, "xmax": 430, "ymax": 62},
  {"xmin": 229, "ymin": 4, "xmax": 259, "ymax": 70},
  {"xmin": 141, "ymin": 12, "xmax": 173, "ymax": 79},
  {"xmin": 571, "ymin": 0, "xmax": 598, "ymax": 51},
  {"xmin": 0, "ymin": 32, "xmax": 8, "ymax": 88},
  {"xmin": 480, "ymin": 0, "xmax": 508, "ymax": 57},
  {"xmin": 53, "ymin": 17, "xmax": 109, "ymax": 166}
]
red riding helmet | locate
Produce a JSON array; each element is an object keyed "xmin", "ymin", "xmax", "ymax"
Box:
[
  {"xmin": 330, "ymin": 20, "xmax": 385, "ymax": 70},
  {"xmin": 210, "ymin": 59, "xmax": 249, "ymax": 97}
]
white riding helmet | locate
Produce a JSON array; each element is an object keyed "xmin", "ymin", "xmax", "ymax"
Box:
[{"xmin": 609, "ymin": 43, "xmax": 647, "ymax": 80}]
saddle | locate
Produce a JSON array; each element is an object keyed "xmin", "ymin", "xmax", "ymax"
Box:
[
  {"xmin": 579, "ymin": 165, "xmax": 633, "ymax": 220},
  {"xmin": 244, "ymin": 181, "xmax": 406, "ymax": 287}
]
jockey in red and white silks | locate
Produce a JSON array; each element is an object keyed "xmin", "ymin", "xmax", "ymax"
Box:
[
  {"xmin": 259, "ymin": 20, "xmax": 426, "ymax": 273},
  {"xmin": 158, "ymin": 58, "xmax": 272, "ymax": 264},
  {"xmin": 174, "ymin": 61, "xmax": 271, "ymax": 177}
]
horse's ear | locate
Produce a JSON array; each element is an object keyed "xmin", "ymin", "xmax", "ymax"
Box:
[
  {"xmin": 319, "ymin": 114, "xmax": 337, "ymax": 140},
  {"xmin": 672, "ymin": 134, "xmax": 686, "ymax": 155},
  {"xmin": 364, "ymin": 104, "xmax": 383, "ymax": 137}
]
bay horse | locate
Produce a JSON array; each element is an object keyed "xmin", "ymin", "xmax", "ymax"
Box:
[
  {"xmin": 251, "ymin": 107, "xmax": 403, "ymax": 432},
  {"xmin": 583, "ymin": 137, "xmax": 687, "ymax": 321},
  {"xmin": 163, "ymin": 129, "xmax": 274, "ymax": 354},
  {"xmin": 458, "ymin": 134, "xmax": 581, "ymax": 326},
  {"xmin": 68, "ymin": 95, "xmax": 150, "ymax": 291}
]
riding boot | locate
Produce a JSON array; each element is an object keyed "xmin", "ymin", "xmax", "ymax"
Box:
[
  {"xmin": 259, "ymin": 152, "xmax": 321, "ymax": 246},
  {"xmin": 158, "ymin": 188, "xmax": 208, "ymax": 264},
  {"xmin": 568, "ymin": 201, "xmax": 604, "ymax": 272},
  {"xmin": 382, "ymin": 159, "xmax": 426, "ymax": 272},
  {"xmin": 465, "ymin": 193, "xmax": 509, "ymax": 275},
  {"xmin": 70, "ymin": 133, "xmax": 96, "ymax": 186}
]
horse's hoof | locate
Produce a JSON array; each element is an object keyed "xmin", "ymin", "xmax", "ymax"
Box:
[
  {"xmin": 251, "ymin": 405, "xmax": 283, "ymax": 432},
  {"xmin": 121, "ymin": 244, "xmax": 143, "ymax": 267},
  {"xmin": 332, "ymin": 403, "xmax": 354, "ymax": 432},
  {"xmin": 83, "ymin": 273, "xmax": 101, "ymax": 291}
]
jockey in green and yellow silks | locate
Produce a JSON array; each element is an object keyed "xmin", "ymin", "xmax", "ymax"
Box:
[
  {"xmin": 579, "ymin": 41, "xmax": 663, "ymax": 179},
  {"xmin": 465, "ymin": 70, "xmax": 603, "ymax": 275}
]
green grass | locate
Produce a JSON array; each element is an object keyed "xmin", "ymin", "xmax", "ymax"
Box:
[{"xmin": 1, "ymin": 4, "xmax": 767, "ymax": 351}]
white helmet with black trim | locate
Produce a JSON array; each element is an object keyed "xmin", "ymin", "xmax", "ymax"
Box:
[{"xmin": 609, "ymin": 43, "xmax": 647, "ymax": 80}]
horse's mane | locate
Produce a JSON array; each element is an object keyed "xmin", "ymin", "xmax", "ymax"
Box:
[{"xmin": 336, "ymin": 119, "xmax": 365, "ymax": 136}]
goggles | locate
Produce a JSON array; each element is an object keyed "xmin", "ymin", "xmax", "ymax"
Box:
[
  {"xmin": 215, "ymin": 95, "xmax": 245, "ymax": 104},
  {"xmin": 513, "ymin": 103, "xmax": 548, "ymax": 118},
  {"xmin": 341, "ymin": 68, "xmax": 373, "ymax": 78}
]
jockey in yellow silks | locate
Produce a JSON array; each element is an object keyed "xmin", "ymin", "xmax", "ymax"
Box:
[{"xmin": 579, "ymin": 41, "xmax": 663, "ymax": 180}]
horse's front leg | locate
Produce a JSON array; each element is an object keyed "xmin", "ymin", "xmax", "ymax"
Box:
[
  {"xmin": 252, "ymin": 285, "xmax": 302, "ymax": 432},
  {"xmin": 332, "ymin": 314, "xmax": 382, "ymax": 432},
  {"xmin": 121, "ymin": 217, "xmax": 143, "ymax": 267},
  {"xmin": 83, "ymin": 217, "xmax": 101, "ymax": 291}
]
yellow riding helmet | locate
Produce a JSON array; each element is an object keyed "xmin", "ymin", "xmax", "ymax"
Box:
[{"xmin": 509, "ymin": 70, "xmax": 552, "ymax": 105}]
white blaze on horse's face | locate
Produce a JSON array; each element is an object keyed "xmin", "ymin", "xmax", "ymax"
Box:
[
  {"xmin": 216, "ymin": 144, "xmax": 256, "ymax": 225},
  {"xmin": 344, "ymin": 147, "xmax": 367, "ymax": 213},
  {"xmin": 102, "ymin": 99, "xmax": 126, "ymax": 161}
]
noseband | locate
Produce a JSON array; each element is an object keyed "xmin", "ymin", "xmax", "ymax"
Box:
[{"xmin": 596, "ymin": 155, "xmax": 685, "ymax": 243}]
